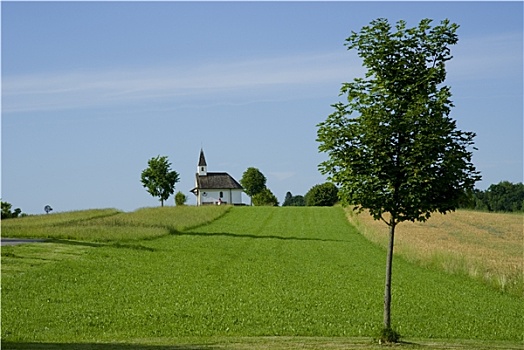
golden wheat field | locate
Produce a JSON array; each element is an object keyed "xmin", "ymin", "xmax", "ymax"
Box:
[{"xmin": 346, "ymin": 209, "xmax": 523, "ymax": 296}]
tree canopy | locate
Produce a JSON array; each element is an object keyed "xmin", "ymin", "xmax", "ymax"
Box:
[
  {"xmin": 1, "ymin": 200, "xmax": 26, "ymax": 219},
  {"xmin": 282, "ymin": 192, "xmax": 306, "ymax": 207},
  {"xmin": 240, "ymin": 167, "xmax": 267, "ymax": 204},
  {"xmin": 305, "ymin": 183, "xmax": 339, "ymax": 206},
  {"xmin": 317, "ymin": 18, "xmax": 480, "ymax": 341},
  {"xmin": 141, "ymin": 155, "xmax": 180, "ymax": 207},
  {"xmin": 252, "ymin": 188, "xmax": 279, "ymax": 206},
  {"xmin": 461, "ymin": 181, "xmax": 524, "ymax": 212},
  {"xmin": 174, "ymin": 191, "xmax": 188, "ymax": 206}
]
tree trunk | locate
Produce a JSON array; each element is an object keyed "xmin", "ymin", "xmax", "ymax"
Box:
[
  {"xmin": 383, "ymin": 220, "xmax": 396, "ymax": 330},
  {"xmin": 161, "ymin": 199, "xmax": 164, "ymax": 207}
]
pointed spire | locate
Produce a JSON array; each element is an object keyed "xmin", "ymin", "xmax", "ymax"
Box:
[
  {"xmin": 198, "ymin": 149, "xmax": 208, "ymax": 176},
  {"xmin": 198, "ymin": 149, "xmax": 207, "ymax": 166}
]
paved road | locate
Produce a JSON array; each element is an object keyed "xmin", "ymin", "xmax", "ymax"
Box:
[{"xmin": 1, "ymin": 238, "xmax": 47, "ymax": 246}]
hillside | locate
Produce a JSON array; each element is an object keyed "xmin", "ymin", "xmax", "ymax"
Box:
[{"xmin": 1, "ymin": 206, "xmax": 522, "ymax": 349}]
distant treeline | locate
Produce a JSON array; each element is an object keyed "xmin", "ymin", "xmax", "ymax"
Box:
[
  {"xmin": 283, "ymin": 183, "xmax": 339, "ymax": 207},
  {"xmin": 460, "ymin": 181, "xmax": 524, "ymax": 212},
  {"xmin": 285, "ymin": 180, "xmax": 524, "ymax": 213},
  {"xmin": 1, "ymin": 200, "xmax": 27, "ymax": 219}
]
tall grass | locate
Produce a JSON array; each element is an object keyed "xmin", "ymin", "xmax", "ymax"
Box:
[
  {"xmin": 2, "ymin": 206, "xmax": 230, "ymax": 242},
  {"xmin": 2, "ymin": 208, "xmax": 121, "ymax": 226},
  {"xmin": 346, "ymin": 209, "xmax": 524, "ymax": 297}
]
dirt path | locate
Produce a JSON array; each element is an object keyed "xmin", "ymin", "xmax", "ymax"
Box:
[{"xmin": 1, "ymin": 238, "xmax": 47, "ymax": 246}]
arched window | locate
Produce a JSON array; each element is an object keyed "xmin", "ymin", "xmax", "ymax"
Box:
[{"xmin": 220, "ymin": 191, "xmax": 223, "ymax": 198}]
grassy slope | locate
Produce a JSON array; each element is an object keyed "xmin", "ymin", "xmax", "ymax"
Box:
[{"xmin": 2, "ymin": 207, "xmax": 523, "ymax": 348}]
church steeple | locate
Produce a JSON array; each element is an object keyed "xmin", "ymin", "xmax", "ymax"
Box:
[{"xmin": 198, "ymin": 149, "xmax": 207, "ymax": 176}]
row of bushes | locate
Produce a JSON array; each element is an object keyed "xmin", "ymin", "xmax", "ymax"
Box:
[
  {"xmin": 1, "ymin": 200, "xmax": 27, "ymax": 219},
  {"xmin": 282, "ymin": 182, "xmax": 338, "ymax": 207},
  {"xmin": 459, "ymin": 181, "xmax": 524, "ymax": 212},
  {"xmin": 281, "ymin": 180, "xmax": 524, "ymax": 212}
]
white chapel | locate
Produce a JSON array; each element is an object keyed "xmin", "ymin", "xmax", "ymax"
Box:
[{"xmin": 190, "ymin": 149, "xmax": 244, "ymax": 206}]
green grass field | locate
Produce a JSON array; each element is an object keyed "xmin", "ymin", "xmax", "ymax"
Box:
[{"xmin": 1, "ymin": 206, "xmax": 523, "ymax": 349}]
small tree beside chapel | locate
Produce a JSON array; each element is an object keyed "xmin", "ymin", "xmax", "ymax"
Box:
[
  {"xmin": 240, "ymin": 167, "xmax": 267, "ymax": 205},
  {"xmin": 141, "ymin": 155, "xmax": 180, "ymax": 207},
  {"xmin": 317, "ymin": 18, "xmax": 480, "ymax": 342}
]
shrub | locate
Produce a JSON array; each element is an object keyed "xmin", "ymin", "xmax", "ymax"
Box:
[
  {"xmin": 252, "ymin": 188, "xmax": 279, "ymax": 206},
  {"xmin": 282, "ymin": 192, "xmax": 306, "ymax": 206},
  {"xmin": 288, "ymin": 195, "xmax": 306, "ymax": 206},
  {"xmin": 175, "ymin": 191, "xmax": 188, "ymax": 206},
  {"xmin": 305, "ymin": 183, "xmax": 338, "ymax": 206}
]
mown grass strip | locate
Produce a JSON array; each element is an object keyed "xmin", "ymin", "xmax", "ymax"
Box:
[
  {"xmin": 1, "ymin": 241, "xmax": 98, "ymax": 275},
  {"xmin": 2, "ymin": 206, "xmax": 522, "ymax": 347}
]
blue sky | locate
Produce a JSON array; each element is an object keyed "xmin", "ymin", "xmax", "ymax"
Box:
[{"xmin": 2, "ymin": 1, "xmax": 522, "ymax": 214}]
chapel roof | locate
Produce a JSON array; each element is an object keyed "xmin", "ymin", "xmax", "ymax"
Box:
[{"xmin": 194, "ymin": 172, "xmax": 243, "ymax": 190}]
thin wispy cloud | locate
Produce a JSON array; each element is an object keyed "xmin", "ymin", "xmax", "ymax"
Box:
[
  {"xmin": 4, "ymin": 32, "xmax": 521, "ymax": 115},
  {"xmin": 448, "ymin": 32, "xmax": 522, "ymax": 81},
  {"xmin": 3, "ymin": 52, "xmax": 358, "ymax": 114}
]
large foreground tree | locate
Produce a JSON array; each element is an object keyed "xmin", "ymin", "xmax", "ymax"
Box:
[
  {"xmin": 317, "ymin": 18, "xmax": 480, "ymax": 341},
  {"xmin": 141, "ymin": 155, "xmax": 180, "ymax": 207}
]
